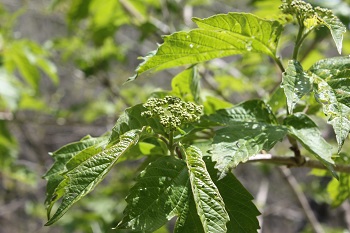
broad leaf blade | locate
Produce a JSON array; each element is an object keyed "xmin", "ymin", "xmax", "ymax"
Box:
[
  {"xmin": 108, "ymin": 104, "xmax": 165, "ymax": 144},
  {"xmin": 185, "ymin": 146, "xmax": 229, "ymax": 233},
  {"xmin": 44, "ymin": 135, "xmax": 109, "ymax": 179},
  {"xmin": 281, "ymin": 60, "xmax": 312, "ymax": 113},
  {"xmin": 45, "ymin": 130, "xmax": 143, "ymax": 225},
  {"xmin": 284, "ymin": 113, "xmax": 336, "ymax": 177},
  {"xmin": 131, "ymin": 13, "xmax": 282, "ymax": 79},
  {"xmin": 174, "ymin": 192, "xmax": 204, "ymax": 233},
  {"xmin": 315, "ymin": 8, "xmax": 346, "ymax": 54},
  {"xmin": 44, "ymin": 135, "xmax": 109, "ymax": 209},
  {"xmin": 309, "ymin": 57, "xmax": 350, "ymax": 151},
  {"xmin": 204, "ymin": 156, "xmax": 260, "ymax": 233},
  {"xmin": 117, "ymin": 156, "xmax": 189, "ymax": 232},
  {"xmin": 206, "ymin": 99, "xmax": 277, "ymax": 125},
  {"xmin": 210, "ymin": 122, "xmax": 287, "ymax": 179},
  {"xmin": 171, "ymin": 66, "xmax": 201, "ymax": 103}
]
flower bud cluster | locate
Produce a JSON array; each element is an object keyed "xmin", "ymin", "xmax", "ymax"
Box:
[
  {"xmin": 141, "ymin": 96, "xmax": 203, "ymax": 131},
  {"xmin": 280, "ymin": 0, "xmax": 315, "ymax": 19},
  {"xmin": 280, "ymin": 0, "xmax": 336, "ymax": 24}
]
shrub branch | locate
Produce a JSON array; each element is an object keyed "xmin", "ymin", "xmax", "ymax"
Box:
[{"xmin": 248, "ymin": 154, "xmax": 350, "ymax": 174}]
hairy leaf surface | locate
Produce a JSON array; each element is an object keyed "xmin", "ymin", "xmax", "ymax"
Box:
[
  {"xmin": 130, "ymin": 13, "xmax": 282, "ymax": 79},
  {"xmin": 309, "ymin": 57, "xmax": 350, "ymax": 151},
  {"xmin": 281, "ymin": 60, "xmax": 312, "ymax": 113},
  {"xmin": 284, "ymin": 113, "xmax": 336, "ymax": 177},
  {"xmin": 45, "ymin": 130, "xmax": 144, "ymax": 225},
  {"xmin": 211, "ymin": 122, "xmax": 287, "ymax": 179},
  {"xmin": 185, "ymin": 146, "xmax": 229, "ymax": 233},
  {"xmin": 117, "ymin": 156, "xmax": 189, "ymax": 232}
]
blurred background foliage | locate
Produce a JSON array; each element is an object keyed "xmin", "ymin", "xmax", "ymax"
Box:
[{"xmin": 0, "ymin": 0, "xmax": 350, "ymax": 232}]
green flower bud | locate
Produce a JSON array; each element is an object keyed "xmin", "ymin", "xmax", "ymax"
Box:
[{"xmin": 142, "ymin": 96, "xmax": 203, "ymax": 132}]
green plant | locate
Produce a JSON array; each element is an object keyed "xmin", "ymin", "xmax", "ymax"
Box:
[{"xmin": 44, "ymin": 0, "xmax": 350, "ymax": 232}]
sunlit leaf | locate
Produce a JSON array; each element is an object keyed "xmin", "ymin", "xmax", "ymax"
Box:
[
  {"xmin": 171, "ymin": 66, "xmax": 201, "ymax": 103},
  {"xmin": 206, "ymin": 99, "xmax": 277, "ymax": 125},
  {"xmin": 202, "ymin": 96, "xmax": 233, "ymax": 115},
  {"xmin": 309, "ymin": 56, "xmax": 350, "ymax": 151},
  {"xmin": 284, "ymin": 113, "xmax": 336, "ymax": 177},
  {"xmin": 117, "ymin": 156, "xmax": 189, "ymax": 232},
  {"xmin": 130, "ymin": 13, "xmax": 282, "ymax": 80},
  {"xmin": 315, "ymin": 7, "xmax": 346, "ymax": 54},
  {"xmin": 281, "ymin": 60, "xmax": 312, "ymax": 113},
  {"xmin": 210, "ymin": 122, "xmax": 287, "ymax": 179},
  {"xmin": 185, "ymin": 146, "xmax": 229, "ymax": 233},
  {"xmin": 108, "ymin": 104, "xmax": 165, "ymax": 144},
  {"xmin": 45, "ymin": 129, "xmax": 144, "ymax": 225}
]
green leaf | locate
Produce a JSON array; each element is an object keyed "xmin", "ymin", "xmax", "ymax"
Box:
[
  {"xmin": 327, "ymin": 153, "xmax": 350, "ymax": 207},
  {"xmin": 130, "ymin": 12, "xmax": 283, "ymax": 79},
  {"xmin": 202, "ymin": 96, "xmax": 233, "ymax": 115},
  {"xmin": 315, "ymin": 8, "xmax": 346, "ymax": 54},
  {"xmin": 0, "ymin": 68, "xmax": 21, "ymax": 110},
  {"xmin": 44, "ymin": 135, "xmax": 109, "ymax": 179},
  {"xmin": 108, "ymin": 104, "xmax": 165, "ymax": 145},
  {"xmin": 210, "ymin": 122, "xmax": 287, "ymax": 179},
  {"xmin": 43, "ymin": 135, "xmax": 110, "ymax": 213},
  {"xmin": 268, "ymin": 87, "xmax": 286, "ymax": 113},
  {"xmin": 204, "ymin": 156, "xmax": 260, "ymax": 233},
  {"xmin": 171, "ymin": 66, "xmax": 201, "ymax": 103},
  {"xmin": 206, "ymin": 99, "xmax": 277, "ymax": 125},
  {"xmin": 284, "ymin": 113, "xmax": 336, "ymax": 177},
  {"xmin": 174, "ymin": 192, "xmax": 204, "ymax": 233},
  {"xmin": 45, "ymin": 129, "xmax": 144, "ymax": 226},
  {"xmin": 117, "ymin": 156, "xmax": 190, "ymax": 232},
  {"xmin": 5, "ymin": 44, "xmax": 40, "ymax": 90},
  {"xmin": 35, "ymin": 56, "xmax": 59, "ymax": 85},
  {"xmin": 185, "ymin": 146, "xmax": 229, "ymax": 233},
  {"xmin": 309, "ymin": 57, "xmax": 350, "ymax": 151},
  {"xmin": 281, "ymin": 60, "xmax": 312, "ymax": 114}
]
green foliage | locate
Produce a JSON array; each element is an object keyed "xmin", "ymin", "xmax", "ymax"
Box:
[
  {"xmin": 284, "ymin": 113, "xmax": 336, "ymax": 176},
  {"xmin": 130, "ymin": 12, "xmax": 283, "ymax": 80},
  {"xmin": 42, "ymin": 1, "xmax": 350, "ymax": 232},
  {"xmin": 281, "ymin": 60, "xmax": 312, "ymax": 114}
]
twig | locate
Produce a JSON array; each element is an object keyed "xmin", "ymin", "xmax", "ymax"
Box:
[
  {"xmin": 279, "ymin": 167, "xmax": 325, "ymax": 233},
  {"xmin": 247, "ymin": 154, "xmax": 350, "ymax": 174}
]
